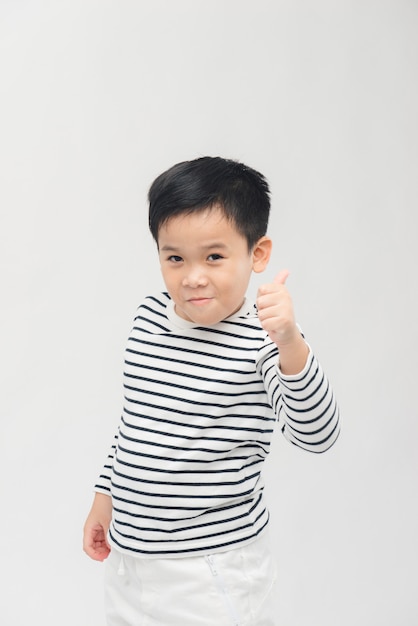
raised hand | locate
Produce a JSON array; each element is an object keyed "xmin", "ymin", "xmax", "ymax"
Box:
[
  {"xmin": 257, "ymin": 270, "xmax": 309, "ymax": 374},
  {"xmin": 256, "ymin": 270, "xmax": 297, "ymax": 346}
]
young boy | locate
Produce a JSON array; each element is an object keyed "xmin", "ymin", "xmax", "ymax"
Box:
[{"xmin": 83, "ymin": 156, "xmax": 340, "ymax": 625}]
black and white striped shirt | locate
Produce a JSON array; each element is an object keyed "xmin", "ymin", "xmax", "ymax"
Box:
[{"xmin": 95, "ymin": 293, "xmax": 340, "ymax": 557}]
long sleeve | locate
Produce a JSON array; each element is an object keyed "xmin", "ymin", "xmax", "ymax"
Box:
[
  {"xmin": 94, "ymin": 430, "xmax": 119, "ymax": 494},
  {"xmin": 260, "ymin": 344, "xmax": 340, "ymax": 453}
]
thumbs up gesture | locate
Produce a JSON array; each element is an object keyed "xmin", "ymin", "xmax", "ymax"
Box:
[
  {"xmin": 257, "ymin": 269, "xmax": 297, "ymax": 347},
  {"xmin": 257, "ymin": 270, "xmax": 309, "ymax": 374}
]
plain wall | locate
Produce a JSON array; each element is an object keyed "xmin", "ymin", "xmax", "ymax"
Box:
[{"xmin": 1, "ymin": 1, "xmax": 417, "ymax": 624}]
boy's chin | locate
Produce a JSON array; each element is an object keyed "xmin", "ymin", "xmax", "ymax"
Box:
[{"xmin": 175, "ymin": 301, "xmax": 242, "ymax": 326}]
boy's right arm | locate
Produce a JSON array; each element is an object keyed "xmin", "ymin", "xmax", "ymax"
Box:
[{"xmin": 83, "ymin": 492, "xmax": 112, "ymax": 561}]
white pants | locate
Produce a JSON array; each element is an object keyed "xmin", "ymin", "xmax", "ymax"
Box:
[{"xmin": 104, "ymin": 532, "xmax": 277, "ymax": 625}]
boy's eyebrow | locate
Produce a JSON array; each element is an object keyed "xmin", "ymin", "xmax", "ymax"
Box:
[
  {"xmin": 160, "ymin": 245, "xmax": 180, "ymax": 252},
  {"xmin": 160, "ymin": 242, "xmax": 229, "ymax": 252}
]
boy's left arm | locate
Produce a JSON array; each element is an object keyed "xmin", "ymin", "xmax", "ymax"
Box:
[
  {"xmin": 257, "ymin": 269, "xmax": 309, "ymax": 375},
  {"xmin": 257, "ymin": 270, "xmax": 340, "ymax": 453}
]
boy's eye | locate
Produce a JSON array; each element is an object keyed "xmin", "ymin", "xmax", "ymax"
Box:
[
  {"xmin": 208, "ymin": 253, "xmax": 223, "ymax": 261},
  {"xmin": 168, "ymin": 255, "xmax": 183, "ymax": 263}
]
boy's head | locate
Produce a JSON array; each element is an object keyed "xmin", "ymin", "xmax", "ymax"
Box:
[
  {"xmin": 148, "ymin": 157, "xmax": 273, "ymax": 325},
  {"xmin": 148, "ymin": 156, "xmax": 270, "ymax": 250}
]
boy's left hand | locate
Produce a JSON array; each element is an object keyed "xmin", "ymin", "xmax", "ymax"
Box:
[
  {"xmin": 257, "ymin": 269, "xmax": 299, "ymax": 348},
  {"xmin": 257, "ymin": 270, "xmax": 309, "ymax": 375}
]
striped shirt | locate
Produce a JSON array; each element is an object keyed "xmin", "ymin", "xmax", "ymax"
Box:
[{"xmin": 95, "ymin": 292, "xmax": 340, "ymax": 557}]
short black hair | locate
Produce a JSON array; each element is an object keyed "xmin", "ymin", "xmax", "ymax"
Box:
[{"xmin": 148, "ymin": 156, "xmax": 270, "ymax": 249}]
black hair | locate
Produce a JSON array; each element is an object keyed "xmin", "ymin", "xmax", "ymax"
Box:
[{"xmin": 148, "ymin": 156, "xmax": 270, "ymax": 250}]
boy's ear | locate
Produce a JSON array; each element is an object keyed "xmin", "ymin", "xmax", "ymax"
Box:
[{"xmin": 252, "ymin": 236, "xmax": 272, "ymax": 273}]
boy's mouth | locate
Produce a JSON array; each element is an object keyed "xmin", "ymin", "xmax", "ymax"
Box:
[{"xmin": 188, "ymin": 297, "xmax": 213, "ymax": 306}]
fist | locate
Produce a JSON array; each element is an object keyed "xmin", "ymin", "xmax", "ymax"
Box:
[{"xmin": 257, "ymin": 270, "xmax": 299, "ymax": 347}]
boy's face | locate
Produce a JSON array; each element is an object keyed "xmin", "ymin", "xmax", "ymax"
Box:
[{"xmin": 157, "ymin": 206, "xmax": 271, "ymax": 326}]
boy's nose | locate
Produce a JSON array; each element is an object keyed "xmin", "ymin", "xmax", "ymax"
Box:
[{"xmin": 182, "ymin": 267, "xmax": 208, "ymax": 288}]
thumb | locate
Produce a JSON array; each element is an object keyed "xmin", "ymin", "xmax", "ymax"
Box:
[{"xmin": 274, "ymin": 269, "xmax": 290, "ymax": 285}]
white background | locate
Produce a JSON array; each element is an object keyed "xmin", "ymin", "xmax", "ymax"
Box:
[{"xmin": 1, "ymin": 1, "xmax": 417, "ymax": 624}]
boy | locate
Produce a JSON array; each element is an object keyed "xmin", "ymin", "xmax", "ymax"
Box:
[{"xmin": 83, "ymin": 156, "xmax": 340, "ymax": 625}]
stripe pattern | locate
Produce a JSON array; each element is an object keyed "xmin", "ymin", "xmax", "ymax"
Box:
[{"xmin": 96, "ymin": 293, "xmax": 340, "ymax": 557}]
